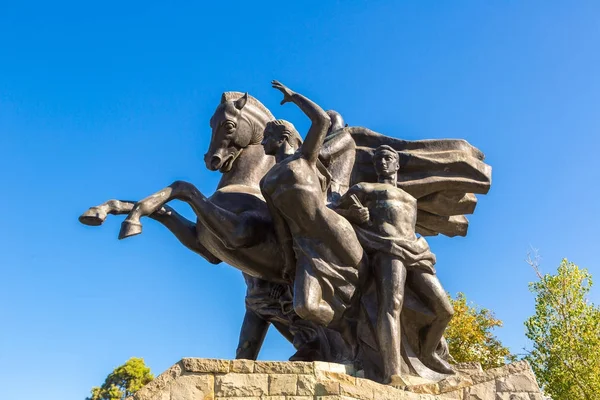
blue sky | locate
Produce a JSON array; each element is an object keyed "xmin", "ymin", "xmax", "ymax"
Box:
[{"xmin": 1, "ymin": 1, "xmax": 599, "ymax": 399}]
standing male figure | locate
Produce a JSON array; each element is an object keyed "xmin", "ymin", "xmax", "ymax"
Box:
[{"xmin": 335, "ymin": 145, "xmax": 455, "ymax": 383}]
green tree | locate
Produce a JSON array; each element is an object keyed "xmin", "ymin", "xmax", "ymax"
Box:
[
  {"xmin": 87, "ymin": 357, "xmax": 154, "ymax": 400},
  {"xmin": 445, "ymin": 292, "xmax": 516, "ymax": 370},
  {"xmin": 524, "ymin": 255, "xmax": 600, "ymax": 400}
]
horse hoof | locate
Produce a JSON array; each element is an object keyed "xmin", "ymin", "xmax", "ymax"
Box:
[
  {"xmin": 79, "ymin": 207, "xmax": 107, "ymax": 226},
  {"xmin": 119, "ymin": 220, "xmax": 143, "ymax": 239}
]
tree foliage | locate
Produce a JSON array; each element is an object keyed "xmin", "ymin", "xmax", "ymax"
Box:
[
  {"xmin": 445, "ymin": 292, "xmax": 516, "ymax": 370},
  {"xmin": 87, "ymin": 357, "xmax": 154, "ymax": 400},
  {"xmin": 525, "ymin": 257, "xmax": 600, "ymax": 400}
]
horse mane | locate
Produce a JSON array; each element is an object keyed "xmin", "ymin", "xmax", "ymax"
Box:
[
  {"xmin": 221, "ymin": 91, "xmax": 275, "ymax": 121},
  {"xmin": 221, "ymin": 91, "xmax": 275, "ymax": 144}
]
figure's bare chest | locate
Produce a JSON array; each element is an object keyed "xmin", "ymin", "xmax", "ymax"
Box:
[
  {"xmin": 262, "ymin": 157, "xmax": 318, "ymax": 195},
  {"xmin": 361, "ymin": 184, "xmax": 419, "ymax": 234},
  {"xmin": 364, "ymin": 184, "xmax": 416, "ymax": 206}
]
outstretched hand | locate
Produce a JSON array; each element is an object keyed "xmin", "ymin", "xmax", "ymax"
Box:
[{"xmin": 271, "ymin": 80, "xmax": 295, "ymax": 105}]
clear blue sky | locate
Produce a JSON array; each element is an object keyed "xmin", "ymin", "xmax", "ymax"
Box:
[{"xmin": 1, "ymin": 1, "xmax": 599, "ymax": 399}]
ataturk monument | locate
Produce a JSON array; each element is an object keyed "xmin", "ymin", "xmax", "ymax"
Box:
[{"xmin": 80, "ymin": 81, "xmax": 543, "ymax": 399}]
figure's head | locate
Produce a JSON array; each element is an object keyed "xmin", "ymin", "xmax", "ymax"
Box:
[
  {"xmin": 326, "ymin": 110, "xmax": 345, "ymax": 134},
  {"xmin": 261, "ymin": 119, "xmax": 303, "ymax": 156},
  {"xmin": 373, "ymin": 145, "xmax": 400, "ymax": 178},
  {"xmin": 205, "ymin": 92, "xmax": 274, "ymax": 172}
]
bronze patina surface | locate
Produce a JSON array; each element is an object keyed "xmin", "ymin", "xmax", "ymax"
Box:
[{"xmin": 80, "ymin": 80, "xmax": 492, "ymax": 384}]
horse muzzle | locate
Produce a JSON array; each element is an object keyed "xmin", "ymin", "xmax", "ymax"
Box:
[
  {"xmin": 204, "ymin": 150, "xmax": 239, "ymax": 173},
  {"xmin": 205, "ymin": 154, "xmax": 222, "ymax": 171}
]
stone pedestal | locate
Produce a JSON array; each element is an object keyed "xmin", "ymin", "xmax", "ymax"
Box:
[{"xmin": 128, "ymin": 358, "xmax": 543, "ymax": 400}]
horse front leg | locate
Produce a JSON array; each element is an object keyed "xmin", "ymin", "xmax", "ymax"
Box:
[
  {"xmin": 79, "ymin": 199, "xmax": 221, "ymax": 264},
  {"xmin": 118, "ymin": 181, "xmax": 191, "ymax": 239},
  {"xmin": 120, "ymin": 180, "xmax": 268, "ymax": 250},
  {"xmin": 79, "ymin": 199, "xmax": 130, "ymax": 226}
]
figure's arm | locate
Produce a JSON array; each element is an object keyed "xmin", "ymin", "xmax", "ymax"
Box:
[
  {"xmin": 334, "ymin": 185, "xmax": 370, "ymax": 224},
  {"xmin": 272, "ymin": 80, "xmax": 331, "ymax": 163},
  {"xmin": 337, "ymin": 184, "xmax": 369, "ymax": 208}
]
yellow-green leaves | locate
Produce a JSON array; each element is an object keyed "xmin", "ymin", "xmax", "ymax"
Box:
[
  {"xmin": 86, "ymin": 357, "xmax": 154, "ymax": 400},
  {"xmin": 525, "ymin": 259, "xmax": 600, "ymax": 400},
  {"xmin": 445, "ymin": 292, "xmax": 516, "ymax": 370}
]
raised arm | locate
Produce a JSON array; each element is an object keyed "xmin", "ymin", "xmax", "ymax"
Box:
[{"xmin": 272, "ymin": 80, "xmax": 331, "ymax": 163}]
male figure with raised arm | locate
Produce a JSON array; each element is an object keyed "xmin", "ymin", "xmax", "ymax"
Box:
[{"xmin": 260, "ymin": 81, "xmax": 364, "ymax": 328}]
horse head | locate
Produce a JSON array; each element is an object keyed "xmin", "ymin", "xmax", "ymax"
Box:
[{"xmin": 205, "ymin": 92, "xmax": 275, "ymax": 172}]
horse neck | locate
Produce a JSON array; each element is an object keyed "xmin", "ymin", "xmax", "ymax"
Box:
[{"xmin": 217, "ymin": 144, "xmax": 275, "ymax": 190}]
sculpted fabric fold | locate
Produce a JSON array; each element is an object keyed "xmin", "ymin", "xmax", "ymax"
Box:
[{"xmin": 349, "ymin": 127, "xmax": 492, "ymax": 237}]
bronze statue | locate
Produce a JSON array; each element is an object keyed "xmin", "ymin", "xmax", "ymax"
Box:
[
  {"xmin": 321, "ymin": 110, "xmax": 356, "ymax": 204},
  {"xmin": 80, "ymin": 91, "xmax": 354, "ymax": 364},
  {"xmin": 79, "ymin": 80, "xmax": 493, "ymax": 384},
  {"xmin": 336, "ymin": 145, "xmax": 454, "ymax": 383},
  {"xmin": 79, "ymin": 93, "xmax": 318, "ymax": 362},
  {"xmin": 260, "ymin": 80, "xmax": 364, "ymax": 327}
]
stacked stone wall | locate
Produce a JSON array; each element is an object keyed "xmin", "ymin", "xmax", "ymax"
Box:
[{"xmin": 129, "ymin": 358, "xmax": 543, "ymax": 400}]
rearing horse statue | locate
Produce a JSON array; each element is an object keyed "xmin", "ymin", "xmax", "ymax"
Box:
[
  {"xmin": 80, "ymin": 92, "xmax": 300, "ymax": 360},
  {"xmin": 80, "ymin": 91, "xmax": 357, "ymax": 362},
  {"xmin": 81, "ymin": 92, "xmax": 286, "ymax": 280},
  {"xmin": 79, "ymin": 85, "xmax": 491, "ymax": 383}
]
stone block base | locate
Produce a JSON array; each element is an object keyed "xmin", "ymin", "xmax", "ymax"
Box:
[{"xmin": 129, "ymin": 358, "xmax": 543, "ymax": 400}]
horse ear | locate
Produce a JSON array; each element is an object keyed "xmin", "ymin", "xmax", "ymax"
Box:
[
  {"xmin": 220, "ymin": 93, "xmax": 227, "ymax": 104},
  {"xmin": 235, "ymin": 93, "xmax": 248, "ymax": 110}
]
